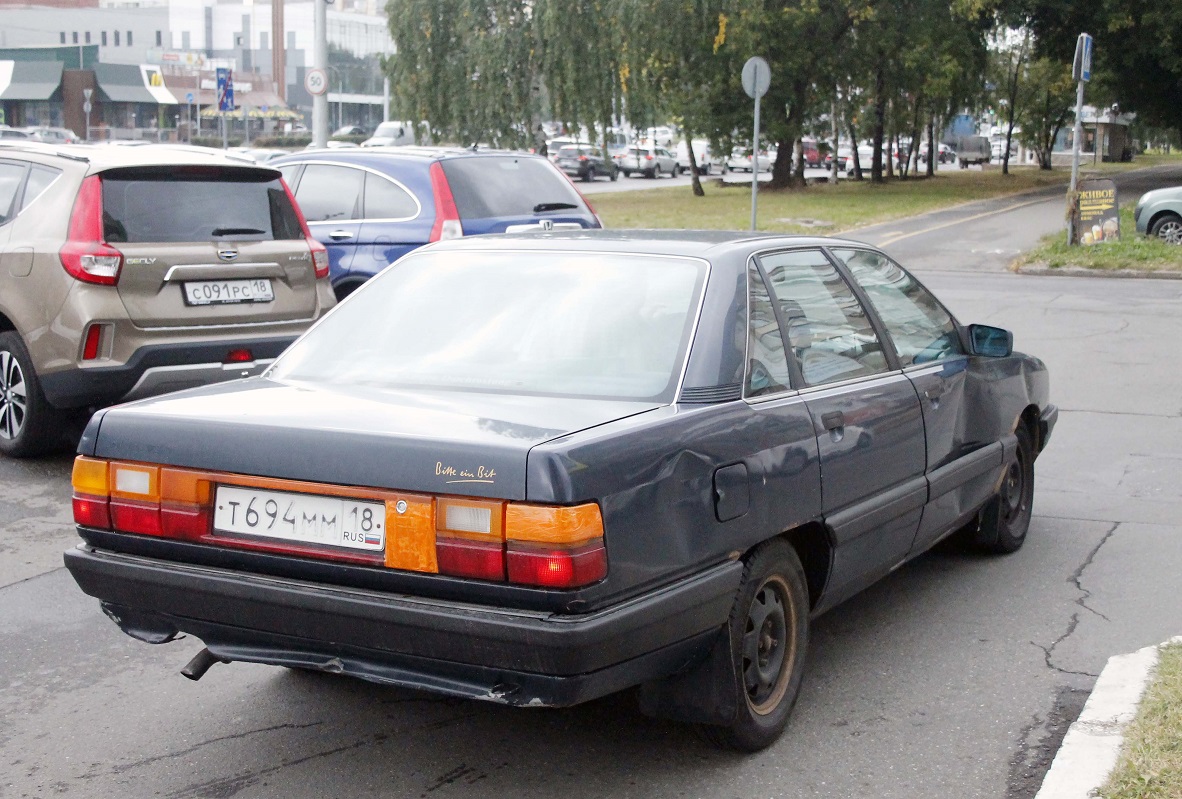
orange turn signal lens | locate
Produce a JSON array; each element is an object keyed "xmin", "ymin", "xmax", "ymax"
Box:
[
  {"xmin": 385, "ymin": 494, "xmax": 438, "ymax": 573},
  {"xmin": 504, "ymin": 502, "xmax": 603, "ymax": 546},
  {"xmin": 72, "ymin": 456, "xmax": 110, "ymax": 497}
]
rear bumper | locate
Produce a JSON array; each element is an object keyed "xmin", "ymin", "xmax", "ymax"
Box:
[
  {"xmin": 64, "ymin": 545, "xmax": 742, "ymax": 707},
  {"xmin": 40, "ymin": 336, "xmax": 295, "ymax": 408}
]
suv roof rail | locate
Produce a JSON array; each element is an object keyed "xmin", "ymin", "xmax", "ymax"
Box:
[{"xmin": 0, "ymin": 140, "xmax": 90, "ymax": 163}]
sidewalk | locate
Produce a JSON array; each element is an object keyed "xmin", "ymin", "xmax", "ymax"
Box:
[{"xmin": 1035, "ymin": 637, "xmax": 1182, "ymax": 799}]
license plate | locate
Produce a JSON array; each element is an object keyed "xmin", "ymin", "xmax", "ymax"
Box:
[
  {"xmin": 213, "ymin": 485, "xmax": 385, "ymax": 552},
  {"xmin": 183, "ymin": 279, "xmax": 274, "ymax": 305}
]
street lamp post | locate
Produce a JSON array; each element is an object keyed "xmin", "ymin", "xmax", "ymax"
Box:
[{"xmin": 312, "ymin": 0, "xmax": 329, "ymax": 148}]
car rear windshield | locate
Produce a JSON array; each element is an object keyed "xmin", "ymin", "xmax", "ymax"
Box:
[
  {"xmin": 270, "ymin": 250, "xmax": 707, "ymax": 402},
  {"xmin": 439, "ymin": 156, "xmax": 588, "ymax": 220},
  {"xmin": 100, "ymin": 166, "xmax": 304, "ymax": 243}
]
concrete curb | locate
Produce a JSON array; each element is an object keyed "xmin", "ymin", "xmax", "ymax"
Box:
[
  {"xmin": 1034, "ymin": 636, "xmax": 1182, "ymax": 799},
  {"xmin": 1016, "ymin": 265, "xmax": 1182, "ymax": 280}
]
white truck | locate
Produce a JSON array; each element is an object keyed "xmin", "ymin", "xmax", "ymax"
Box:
[{"xmin": 956, "ymin": 135, "xmax": 992, "ymax": 168}]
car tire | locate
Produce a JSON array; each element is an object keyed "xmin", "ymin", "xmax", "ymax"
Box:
[
  {"xmin": 969, "ymin": 424, "xmax": 1035, "ymax": 554},
  {"xmin": 583, "ymin": 168, "xmax": 595, "ymax": 183},
  {"xmin": 1149, "ymin": 213, "xmax": 1182, "ymax": 245},
  {"xmin": 0, "ymin": 332, "xmax": 64, "ymax": 458},
  {"xmin": 698, "ymin": 538, "xmax": 809, "ymax": 752},
  {"xmin": 702, "ymin": 163, "xmax": 711, "ymax": 176},
  {"xmin": 610, "ymin": 166, "xmax": 618, "ymax": 182}
]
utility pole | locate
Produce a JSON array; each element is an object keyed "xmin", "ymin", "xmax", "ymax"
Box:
[
  {"xmin": 1067, "ymin": 33, "xmax": 1093, "ymax": 245},
  {"xmin": 312, "ymin": 0, "xmax": 328, "ymax": 148}
]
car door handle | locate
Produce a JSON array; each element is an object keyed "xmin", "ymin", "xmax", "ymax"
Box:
[
  {"xmin": 820, "ymin": 411, "xmax": 845, "ymax": 431},
  {"xmin": 924, "ymin": 385, "xmax": 945, "ymax": 400},
  {"xmin": 329, "ymin": 230, "xmax": 354, "ymax": 241}
]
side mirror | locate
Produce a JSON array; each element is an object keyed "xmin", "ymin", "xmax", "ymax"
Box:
[{"xmin": 968, "ymin": 324, "xmax": 1013, "ymax": 357}]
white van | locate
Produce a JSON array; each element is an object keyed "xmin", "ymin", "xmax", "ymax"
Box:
[{"xmin": 362, "ymin": 121, "xmax": 423, "ymax": 147}]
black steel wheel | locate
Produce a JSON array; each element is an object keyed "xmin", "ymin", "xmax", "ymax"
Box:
[
  {"xmin": 1149, "ymin": 213, "xmax": 1182, "ymax": 245},
  {"xmin": 699, "ymin": 539, "xmax": 809, "ymax": 752},
  {"xmin": 0, "ymin": 332, "xmax": 62, "ymax": 458},
  {"xmin": 971, "ymin": 424, "xmax": 1035, "ymax": 553}
]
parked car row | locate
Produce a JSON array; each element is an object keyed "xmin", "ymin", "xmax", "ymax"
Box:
[{"xmin": 0, "ymin": 140, "xmax": 601, "ymax": 456}]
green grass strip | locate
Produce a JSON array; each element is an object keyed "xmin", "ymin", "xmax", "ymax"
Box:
[{"xmin": 1099, "ymin": 643, "xmax": 1182, "ymax": 799}]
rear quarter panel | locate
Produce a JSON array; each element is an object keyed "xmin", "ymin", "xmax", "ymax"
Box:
[{"xmin": 526, "ymin": 401, "xmax": 822, "ymax": 609}]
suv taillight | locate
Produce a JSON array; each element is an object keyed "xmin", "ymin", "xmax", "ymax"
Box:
[
  {"xmin": 428, "ymin": 162, "xmax": 463, "ymax": 242},
  {"xmin": 60, "ymin": 175, "xmax": 122, "ymax": 285},
  {"xmin": 309, "ymin": 238, "xmax": 329, "ymax": 279},
  {"xmin": 280, "ymin": 177, "xmax": 330, "ymax": 279}
]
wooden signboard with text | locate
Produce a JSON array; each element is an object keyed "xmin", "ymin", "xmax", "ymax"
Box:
[{"xmin": 1072, "ymin": 178, "xmax": 1120, "ymax": 245}]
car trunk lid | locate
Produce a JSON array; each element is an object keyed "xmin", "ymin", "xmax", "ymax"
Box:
[{"xmin": 91, "ymin": 378, "xmax": 660, "ymax": 501}]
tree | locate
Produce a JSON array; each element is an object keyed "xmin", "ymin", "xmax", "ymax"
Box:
[
  {"xmin": 1028, "ymin": 0, "xmax": 1182, "ymax": 142},
  {"xmin": 385, "ymin": 0, "xmax": 541, "ymax": 147},
  {"xmin": 1015, "ymin": 56, "xmax": 1074, "ymax": 169}
]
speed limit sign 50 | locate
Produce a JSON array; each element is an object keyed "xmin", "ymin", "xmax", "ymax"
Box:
[{"xmin": 304, "ymin": 68, "xmax": 328, "ymax": 96}]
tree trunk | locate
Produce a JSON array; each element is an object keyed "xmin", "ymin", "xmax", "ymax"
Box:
[
  {"xmin": 848, "ymin": 121, "xmax": 862, "ymax": 180},
  {"xmin": 770, "ymin": 137, "xmax": 795, "ymax": 189},
  {"xmin": 830, "ymin": 96, "xmax": 840, "ymax": 184},
  {"xmin": 794, "ymin": 136, "xmax": 805, "ymax": 183},
  {"xmin": 683, "ymin": 132, "xmax": 704, "ymax": 196},
  {"xmin": 1002, "ymin": 31, "xmax": 1030, "ymax": 176},
  {"xmin": 926, "ymin": 116, "xmax": 936, "ymax": 177},
  {"xmin": 871, "ymin": 66, "xmax": 886, "ymax": 183}
]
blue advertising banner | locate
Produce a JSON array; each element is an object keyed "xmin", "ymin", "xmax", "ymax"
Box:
[{"xmin": 216, "ymin": 68, "xmax": 235, "ymax": 112}]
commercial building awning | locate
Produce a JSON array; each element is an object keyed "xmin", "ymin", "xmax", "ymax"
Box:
[
  {"xmin": 95, "ymin": 63, "xmax": 177, "ymax": 104},
  {"xmin": 0, "ymin": 60, "xmax": 64, "ymax": 101}
]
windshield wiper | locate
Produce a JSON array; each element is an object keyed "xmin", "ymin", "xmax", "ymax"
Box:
[
  {"xmin": 211, "ymin": 227, "xmax": 266, "ymax": 236},
  {"xmin": 533, "ymin": 202, "xmax": 579, "ymax": 213}
]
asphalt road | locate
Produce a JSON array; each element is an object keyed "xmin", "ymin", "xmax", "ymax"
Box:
[{"xmin": 2, "ymin": 165, "xmax": 1181, "ymax": 799}]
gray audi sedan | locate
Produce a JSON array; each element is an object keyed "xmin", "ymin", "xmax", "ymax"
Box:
[{"xmin": 65, "ymin": 231, "xmax": 1056, "ymax": 751}]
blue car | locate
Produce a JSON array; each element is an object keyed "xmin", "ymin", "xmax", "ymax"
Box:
[{"xmin": 271, "ymin": 147, "xmax": 603, "ymax": 299}]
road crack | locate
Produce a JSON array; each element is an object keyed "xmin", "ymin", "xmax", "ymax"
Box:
[{"xmin": 1031, "ymin": 522, "xmax": 1120, "ymax": 677}]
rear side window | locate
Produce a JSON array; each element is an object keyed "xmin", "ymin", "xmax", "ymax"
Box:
[
  {"xmin": 440, "ymin": 156, "xmax": 586, "ymax": 220},
  {"xmin": 100, "ymin": 168, "xmax": 304, "ymax": 242},
  {"xmin": 363, "ymin": 173, "xmax": 418, "ymax": 219},
  {"xmin": 0, "ymin": 162, "xmax": 26, "ymax": 224},
  {"xmin": 20, "ymin": 166, "xmax": 61, "ymax": 211}
]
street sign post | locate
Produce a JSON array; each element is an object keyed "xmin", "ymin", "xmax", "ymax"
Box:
[
  {"xmin": 216, "ymin": 68, "xmax": 234, "ymax": 149},
  {"xmin": 82, "ymin": 88, "xmax": 93, "ymax": 141},
  {"xmin": 741, "ymin": 56, "xmax": 771, "ymax": 232},
  {"xmin": 1068, "ymin": 33, "xmax": 1093, "ymax": 245}
]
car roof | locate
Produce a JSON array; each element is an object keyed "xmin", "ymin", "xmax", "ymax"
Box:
[
  {"xmin": 425, "ymin": 229, "xmax": 873, "ymax": 258},
  {"xmin": 274, "ymin": 147, "xmax": 550, "ymax": 170},
  {"xmin": 0, "ymin": 141, "xmax": 271, "ymax": 172}
]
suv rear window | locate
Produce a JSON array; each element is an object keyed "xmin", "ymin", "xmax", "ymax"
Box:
[
  {"xmin": 439, "ymin": 156, "xmax": 587, "ymax": 220},
  {"xmin": 100, "ymin": 167, "xmax": 304, "ymax": 243}
]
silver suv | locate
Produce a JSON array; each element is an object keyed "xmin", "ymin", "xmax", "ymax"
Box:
[{"xmin": 0, "ymin": 143, "xmax": 335, "ymax": 456}]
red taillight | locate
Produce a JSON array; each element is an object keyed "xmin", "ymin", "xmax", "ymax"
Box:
[
  {"xmin": 109, "ymin": 499, "xmax": 162, "ymax": 536},
  {"xmin": 82, "ymin": 324, "xmax": 102, "ymax": 360},
  {"xmin": 224, "ymin": 348, "xmax": 254, "ymax": 363},
  {"xmin": 309, "ymin": 238, "xmax": 329, "ymax": 279},
  {"xmin": 435, "ymin": 537, "xmax": 506, "ymax": 581},
  {"xmin": 60, "ymin": 175, "xmax": 122, "ymax": 285},
  {"xmin": 281, "ymin": 177, "xmax": 330, "ymax": 278},
  {"xmin": 506, "ymin": 541, "xmax": 607, "ymax": 588},
  {"xmin": 428, "ymin": 162, "xmax": 463, "ymax": 242},
  {"xmin": 645, "ymin": 154, "xmax": 653, "ymax": 161},
  {"xmin": 578, "ymin": 155, "xmax": 588, "ymax": 161},
  {"xmin": 72, "ymin": 494, "xmax": 111, "ymax": 529}
]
